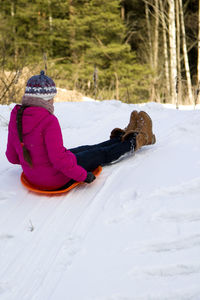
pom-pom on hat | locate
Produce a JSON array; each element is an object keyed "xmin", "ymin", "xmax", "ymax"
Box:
[{"xmin": 24, "ymin": 70, "xmax": 57, "ymax": 101}]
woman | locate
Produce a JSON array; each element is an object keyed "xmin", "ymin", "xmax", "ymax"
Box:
[{"xmin": 6, "ymin": 71, "xmax": 156, "ymax": 191}]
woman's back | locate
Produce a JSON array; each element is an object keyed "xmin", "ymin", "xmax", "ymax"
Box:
[{"xmin": 6, "ymin": 105, "xmax": 87, "ymax": 189}]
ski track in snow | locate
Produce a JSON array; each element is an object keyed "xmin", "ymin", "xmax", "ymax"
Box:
[
  {"xmin": 0, "ymin": 101, "xmax": 200, "ymax": 300},
  {"xmin": 91, "ymin": 289, "xmax": 200, "ymax": 300},
  {"xmin": 125, "ymin": 234, "xmax": 200, "ymax": 253},
  {"xmin": 0, "ymin": 173, "xmax": 114, "ymax": 300},
  {"xmin": 128, "ymin": 262, "xmax": 200, "ymax": 280},
  {"xmin": 153, "ymin": 210, "xmax": 200, "ymax": 223}
]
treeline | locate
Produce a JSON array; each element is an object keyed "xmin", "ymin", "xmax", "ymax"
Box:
[{"xmin": 0, "ymin": 0, "xmax": 199, "ymax": 105}]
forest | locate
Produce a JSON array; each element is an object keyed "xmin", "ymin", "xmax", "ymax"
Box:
[{"xmin": 0, "ymin": 0, "xmax": 199, "ymax": 106}]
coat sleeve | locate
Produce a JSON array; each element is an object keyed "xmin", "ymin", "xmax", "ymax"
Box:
[
  {"xmin": 44, "ymin": 116, "xmax": 87, "ymax": 182},
  {"xmin": 6, "ymin": 119, "xmax": 20, "ymax": 165}
]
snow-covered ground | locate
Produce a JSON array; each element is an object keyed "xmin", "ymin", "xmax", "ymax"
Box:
[{"xmin": 0, "ymin": 99, "xmax": 200, "ymax": 300}]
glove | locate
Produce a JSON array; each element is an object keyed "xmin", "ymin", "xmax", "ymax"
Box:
[{"xmin": 84, "ymin": 172, "xmax": 96, "ymax": 184}]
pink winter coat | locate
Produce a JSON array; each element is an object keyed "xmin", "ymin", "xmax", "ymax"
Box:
[{"xmin": 6, "ymin": 105, "xmax": 87, "ymax": 189}]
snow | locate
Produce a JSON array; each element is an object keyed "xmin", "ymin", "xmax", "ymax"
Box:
[{"xmin": 0, "ymin": 99, "xmax": 200, "ymax": 300}]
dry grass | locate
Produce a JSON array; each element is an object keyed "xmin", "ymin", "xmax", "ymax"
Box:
[
  {"xmin": 54, "ymin": 88, "xmax": 83, "ymax": 102},
  {"xmin": 0, "ymin": 67, "xmax": 84, "ymax": 104}
]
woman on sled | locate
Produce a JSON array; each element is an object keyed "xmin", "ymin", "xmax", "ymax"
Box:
[{"xmin": 6, "ymin": 71, "xmax": 156, "ymax": 191}]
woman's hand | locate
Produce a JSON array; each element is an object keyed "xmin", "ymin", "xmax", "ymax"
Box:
[{"xmin": 84, "ymin": 172, "xmax": 96, "ymax": 183}]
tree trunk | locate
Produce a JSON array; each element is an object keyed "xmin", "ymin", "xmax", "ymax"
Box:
[
  {"xmin": 145, "ymin": 1, "xmax": 156, "ymax": 101},
  {"xmin": 68, "ymin": 0, "xmax": 78, "ymax": 88},
  {"xmin": 159, "ymin": 0, "xmax": 170, "ymax": 101},
  {"xmin": 168, "ymin": 0, "xmax": 177, "ymax": 106},
  {"xmin": 197, "ymin": 0, "xmax": 200, "ymax": 104},
  {"xmin": 179, "ymin": 0, "xmax": 194, "ymax": 104},
  {"xmin": 176, "ymin": 0, "xmax": 182, "ymax": 107},
  {"xmin": 154, "ymin": 0, "xmax": 159, "ymax": 71},
  {"xmin": 48, "ymin": 0, "xmax": 53, "ymax": 31},
  {"xmin": 11, "ymin": 1, "xmax": 18, "ymax": 63},
  {"xmin": 121, "ymin": 0, "xmax": 125, "ymax": 20},
  {"xmin": 114, "ymin": 72, "xmax": 119, "ymax": 100},
  {"xmin": 152, "ymin": 0, "xmax": 159, "ymax": 102},
  {"xmin": 68, "ymin": 0, "xmax": 76, "ymax": 63},
  {"xmin": 145, "ymin": 1, "xmax": 153, "ymax": 67}
]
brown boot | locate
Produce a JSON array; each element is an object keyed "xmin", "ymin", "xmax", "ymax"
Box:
[
  {"xmin": 123, "ymin": 111, "xmax": 156, "ymax": 151},
  {"xmin": 110, "ymin": 110, "xmax": 138, "ymax": 140}
]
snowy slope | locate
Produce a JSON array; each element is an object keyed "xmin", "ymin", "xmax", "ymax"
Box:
[{"xmin": 0, "ymin": 100, "xmax": 200, "ymax": 300}]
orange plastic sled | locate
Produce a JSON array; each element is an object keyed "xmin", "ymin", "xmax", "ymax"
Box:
[{"xmin": 20, "ymin": 166, "xmax": 102, "ymax": 195}]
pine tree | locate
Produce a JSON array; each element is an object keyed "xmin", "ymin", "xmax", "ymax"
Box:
[
  {"xmin": 0, "ymin": 0, "xmax": 154, "ymax": 103},
  {"xmin": 64, "ymin": 0, "xmax": 149, "ymax": 102},
  {"xmin": 0, "ymin": 0, "xmax": 70, "ymax": 66}
]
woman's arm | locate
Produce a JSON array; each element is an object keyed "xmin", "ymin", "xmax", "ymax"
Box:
[
  {"xmin": 44, "ymin": 116, "xmax": 87, "ymax": 182},
  {"xmin": 6, "ymin": 122, "xmax": 20, "ymax": 165}
]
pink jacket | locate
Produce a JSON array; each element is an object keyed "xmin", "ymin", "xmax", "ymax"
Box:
[{"xmin": 6, "ymin": 105, "xmax": 87, "ymax": 189}]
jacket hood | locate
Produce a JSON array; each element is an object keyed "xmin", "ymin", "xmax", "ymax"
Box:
[{"xmin": 11, "ymin": 105, "xmax": 51, "ymax": 135}]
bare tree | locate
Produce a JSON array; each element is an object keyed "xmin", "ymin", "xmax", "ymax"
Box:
[
  {"xmin": 176, "ymin": 0, "xmax": 182, "ymax": 107},
  {"xmin": 178, "ymin": 0, "xmax": 194, "ymax": 104},
  {"xmin": 154, "ymin": 0, "xmax": 159, "ymax": 71},
  {"xmin": 48, "ymin": 0, "xmax": 53, "ymax": 31},
  {"xmin": 159, "ymin": 0, "xmax": 170, "ymax": 101},
  {"xmin": 121, "ymin": 0, "xmax": 125, "ymax": 20},
  {"xmin": 11, "ymin": 1, "xmax": 18, "ymax": 63},
  {"xmin": 0, "ymin": 69, "xmax": 22, "ymax": 104},
  {"xmin": 168, "ymin": 0, "xmax": 177, "ymax": 106},
  {"xmin": 145, "ymin": 1, "xmax": 153, "ymax": 67},
  {"xmin": 197, "ymin": 0, "xmax": 200, "ymax": 104},
  {"xmin": 144, "ymin": 0, "xmax": 160, "ymax": 102}
]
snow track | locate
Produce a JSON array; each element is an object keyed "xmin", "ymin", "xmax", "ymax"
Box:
[{"xmin": 0, "ymin": 101, "xmax": 200, "ymax": 300}]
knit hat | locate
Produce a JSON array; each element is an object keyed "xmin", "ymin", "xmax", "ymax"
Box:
[{"xmin": 24, "ymin": 70, "xmax": 57, "ymax": 101}]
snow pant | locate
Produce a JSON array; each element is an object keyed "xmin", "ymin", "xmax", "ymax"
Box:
[
  {"xmin": 56, "ymin": 138, "xmax": 135, "ymax": 190},
  {"xmin": 70, "ymin": 138, "xmax": 135, "ymax": 172}
]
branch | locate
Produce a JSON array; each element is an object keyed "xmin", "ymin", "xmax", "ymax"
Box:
[
  {"xmin": 0, "ymin": 70, "xmax": 21, "ymax": 102},
  {"xmin": 93, "ymin": 35, "xmax": 112, "ymax": 60}
]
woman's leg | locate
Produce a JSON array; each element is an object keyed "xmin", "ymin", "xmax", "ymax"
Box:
[
  {"xmin": 69, "ymin": 138, "xmax": 120, "ymax": 154},
  {"xmin": 56, "ymin": 139, "xmax": 128, "ymax": 190},
  {"xmin": 73, "ymin": 138, "xmax": 135, "ymax": 172}
]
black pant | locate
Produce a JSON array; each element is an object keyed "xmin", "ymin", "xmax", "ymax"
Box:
[{"xmin": 70, "ymin": 138, "xmax": 134, "ymax": 172}]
